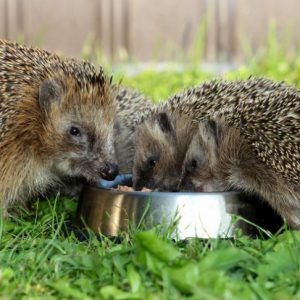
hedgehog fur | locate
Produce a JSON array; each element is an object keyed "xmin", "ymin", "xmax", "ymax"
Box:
[{"xmin": 113, "ymin": 86, "xmax": 154, "ymax": 173}]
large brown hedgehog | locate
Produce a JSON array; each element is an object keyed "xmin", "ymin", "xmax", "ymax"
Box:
[
  {"xmin": 132, "ymin": 77, "xmax": 293, "ymax": 191},
  {"xmin": 180, "ymin": 118, "xmax": 300, "ymax": 228},
  {"xmin": 0, "ymin": 39, "xmax": 118, "ymax": 213}
]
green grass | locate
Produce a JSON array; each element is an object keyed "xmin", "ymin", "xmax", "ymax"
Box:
[
  {"xmin": 111, "ymin": 54, "xmax": 300, "ymax": 104},
  {"xmin": 1, "ymin": 199, "xmax": 300, "ymax": 299},
  {"xmin": 2, "ymin": 31, "xmax": 300, "ymax": 299}
]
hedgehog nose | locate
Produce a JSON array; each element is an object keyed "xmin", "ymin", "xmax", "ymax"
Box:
[
  {"xmin": 178, "ymin": 176, "xmax": 194, "ymax": 192},
  {"xmin": 99, "ymin": 162, "xmax": 119, "ymax": 181}
]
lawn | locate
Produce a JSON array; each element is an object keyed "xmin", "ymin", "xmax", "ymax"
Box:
[{"xmin": 1, "ymin": 39, "xmax": 300, "ymax": 299}]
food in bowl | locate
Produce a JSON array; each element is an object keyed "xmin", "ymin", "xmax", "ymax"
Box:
[{"xmin": 115, "ymin": 185, "xmax": 152, "ymax": 192}]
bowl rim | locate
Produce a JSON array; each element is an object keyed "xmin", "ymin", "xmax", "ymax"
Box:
[{"xmin": 83, "ymin": 184, "xmax": 241, "ymax": 197}]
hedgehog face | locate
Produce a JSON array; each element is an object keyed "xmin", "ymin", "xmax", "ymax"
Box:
[
  {"xmin": 133, "ymin": 112, "xmax": 194, "ymax": 191},
  {"xmin": 179, "ymin": 120, "xmax": 227, "ymax": 192},
  {"xmin": 38, "ymin": 79, "xmax": 118, "ymax": 182}
]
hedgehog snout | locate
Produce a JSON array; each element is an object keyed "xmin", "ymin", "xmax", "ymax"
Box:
[
  {"xmin": 178, "ymin": 175, "xmax": 195, "ymax": 192},
  {"xmin": 98, "ymin": 162, "xmax": 119, "ymax": 181}
]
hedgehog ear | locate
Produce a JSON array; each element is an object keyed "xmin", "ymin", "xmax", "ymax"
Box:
[
  {"xmin": 38, "ymin": 80, "xmax": 61, "ymax": 113},
  {"xmin": 206, "ymin": 119, "xmax": 222, "ymax": 146},
  {"xmin": 156, "ymin": 112, "xmax": 173, "ymax": 133}
]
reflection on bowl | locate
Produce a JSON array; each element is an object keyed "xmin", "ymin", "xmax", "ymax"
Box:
[{"xmin": 76, "ymin": 174, "xmax": 282, "ymax": 240}]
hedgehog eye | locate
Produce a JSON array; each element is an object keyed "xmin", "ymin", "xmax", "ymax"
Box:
[
  {"xmin": 69, "ymin": 126, "xmax": 81, "ymax": 137},
  {"xmin": 149, "ymin": 158, "xmax": 157, "ymax": 168},
  {"xmin": 146, "ymin": 157, "xmax": 158, "ymax": 170}
]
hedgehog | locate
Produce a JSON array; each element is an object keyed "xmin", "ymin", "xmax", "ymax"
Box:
[
  {"xmin": 179, "ymin": 117, "xmax": 300, "ymax": 228},
  {"xmin": 0, "ymin": 39, "xmax": 118, "ymax": 214},
  {"xmin": 132, "ymin": 77, "xmax": 294, "ymax": 191},
  {"xmin": 113, "ymin": 86, "xmax": 153, "ymax": 174},
  {"xmin": 133, "ymin": 111, "xmax": 197, "ymax": 191}
]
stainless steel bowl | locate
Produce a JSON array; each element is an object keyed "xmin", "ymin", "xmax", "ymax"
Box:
[{"xmin": 76, "ymin": 175, "xmax": 282, "ymax": 239}]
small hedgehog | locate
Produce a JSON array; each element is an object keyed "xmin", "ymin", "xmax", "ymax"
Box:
[
  {"xmin": 0, "ymin": 39, "xmax": 118, "ymax": 213},
  {"xmin": 132, "ymin": 77, "xmax": 291, "ymax": 191},
  {"xmin": 180, "ymin": 118, "xmax": 300, "ymax": 228},
  {"xmin": 113, "ymin": 86, "xmax": 153, "ymax": 173},
  {"xmin": 133, "ymin": 111, "xmax": 197, "ymax": 191}
]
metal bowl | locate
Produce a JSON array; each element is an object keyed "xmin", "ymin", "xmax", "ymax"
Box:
[{"xmin": 76, "ymin": 175, "xmax": 282, "ymax": 240}]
